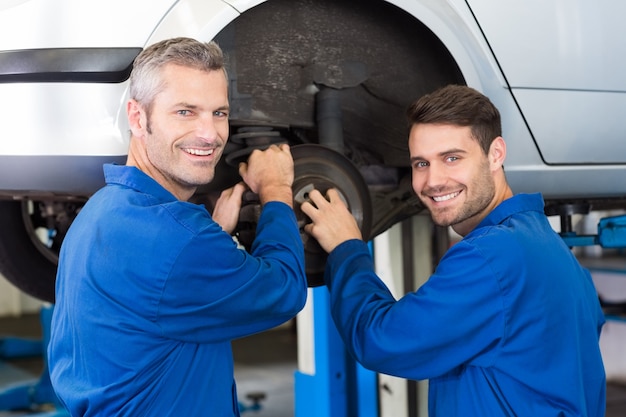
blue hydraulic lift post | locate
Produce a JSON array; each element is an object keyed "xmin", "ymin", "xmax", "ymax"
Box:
[{"xmin": 294, "ymin": 286, "xmax": 378, "ymax": 417}]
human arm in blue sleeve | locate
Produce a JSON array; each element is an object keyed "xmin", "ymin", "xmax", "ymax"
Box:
[
  {"xmin": 158, "ymin": 201, "xmax": 307, "ymax": 343},
  {"xmin": 325, "ymin": 239, "xmax": 505, "ymax": 380}
]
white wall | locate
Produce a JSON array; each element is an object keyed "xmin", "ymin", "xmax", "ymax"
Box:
[
  {"xmin": 0, "ymin": 272, "xmax": 44, "ymax": 317},
  {"xmin": 375, "ymin": 214, "xmax": 433, "ymax": 417},
  {"xmin": 589, "ymin": 267, "xmax": 626, "ymax": 383}
]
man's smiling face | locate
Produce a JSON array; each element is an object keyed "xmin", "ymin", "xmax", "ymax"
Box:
[
  {"xmin": 143, "ymin": 63, "xmax": 229, "ymax": 198},
  {"xmin": 409, "ymin": 123, "xmax": 496, "ymax": 234}
]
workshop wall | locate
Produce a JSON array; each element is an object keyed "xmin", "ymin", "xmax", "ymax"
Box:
[
  {"xmin": 0, "ymin": 273, "xmax": 43, "ymax": 317},
  {"xmin": 591, "ymin": 268, "xmax": 626, "ymax": 383}
]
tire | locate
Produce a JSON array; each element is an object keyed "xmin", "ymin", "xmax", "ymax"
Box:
[{"xmin": 0, "ymin": 200, "xmax": 82, "ymax": 303}]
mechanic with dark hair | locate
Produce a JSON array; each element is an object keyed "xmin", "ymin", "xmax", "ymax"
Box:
[
  {"xmin": 48, "ymin": 37, "xmax": 307, "ymax": 416},
  {"xmin": 301, "ymin": 84, "xmax": 606, "ymax": 416}
]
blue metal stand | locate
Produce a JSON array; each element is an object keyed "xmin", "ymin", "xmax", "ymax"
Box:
[
  {"xmin": 294, "ymin": 287, "xmax": 378, "ymax": 417},
  {"xmin": 238, "ymin": 391, "xmax": 265, "ymax": 413},
  {"xmin": 0, "ymin": 337, "xmax": 43, "ymax": 359},
  {"xmin": 0, "ymin": 305, "xmax": 68, "ymax": 416},
  {"xmin": 559, "ymin": 212, "xmax": 626, "ymax": 325},
  {"xmin": 561, "ymin": 213, "xmax": 626, "ymax": 248}
]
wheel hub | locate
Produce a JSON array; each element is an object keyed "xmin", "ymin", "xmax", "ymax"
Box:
[{"xmin": 236, "ymin": 144, "xmax": 372, "ymax": 286}]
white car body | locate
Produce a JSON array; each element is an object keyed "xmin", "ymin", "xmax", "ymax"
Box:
[
  {"xmin": 1, "ymin": 0, "xmax": 625, "ymax": 300},
  {"xmin": 1, "ymin": 0, "xmax": 625, "ymax": 196}
]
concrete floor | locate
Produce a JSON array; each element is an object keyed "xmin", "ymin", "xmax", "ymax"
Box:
[{"xmin": 0, "ymin": 313, "xmax": 625, "ymax": 416}]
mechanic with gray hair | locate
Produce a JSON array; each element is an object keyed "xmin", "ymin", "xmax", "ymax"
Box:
[
  {"xmin": 302, "ymin": 84, "xmax": 606, "ymax": 416},
  {"xmin": 48, "ymin": 37, "xmax": 307, "ymax": 416}
]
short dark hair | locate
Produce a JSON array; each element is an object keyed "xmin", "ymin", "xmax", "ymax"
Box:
[{"xmin": 406, "ymin": 84, "xmax": 501, "ymax": 155}]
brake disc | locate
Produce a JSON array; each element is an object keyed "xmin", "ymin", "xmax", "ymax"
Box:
[
  {"xmin": 235, "ymin": 143, "xmax": 372, "ymax": 286},
  {"xmin": 291, "ymin": 144, "xmax": 372, "ymax": 286}
]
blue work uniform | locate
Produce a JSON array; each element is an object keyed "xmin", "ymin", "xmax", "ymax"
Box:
[
  {"xmin": 325, "ymin": 193, "xmax": 605, "ymax": 416},
  {"xmin": 48, "ymin": 164, "xmax": 307, "ymax": 416}
]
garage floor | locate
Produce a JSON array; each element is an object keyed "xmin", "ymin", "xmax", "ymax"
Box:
[{"xmin": 0, "ymin": 313, "xmax": 625, "ymax": 416}]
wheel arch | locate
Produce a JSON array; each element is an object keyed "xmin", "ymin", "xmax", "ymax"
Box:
[{"xmin": 151, "ymin": 0, "xmax": 498, "ymax": 91}]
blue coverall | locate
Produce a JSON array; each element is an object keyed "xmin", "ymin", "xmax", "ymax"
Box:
[
  {"xmin": 48, "ymin": 164, "xmax": 307, "ymax": 416},
  {"xmin": 325, "ymin": 193, "xmax": 605, "ymax": 416}
]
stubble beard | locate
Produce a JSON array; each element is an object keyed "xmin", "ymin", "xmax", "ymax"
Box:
[
  {"xmin": 425, "ymin": 167, "xmax": 495, "ymax": 229},
  {"xmin": 145, "ymin": 120, "xmax": 222, "ymax": 190}
]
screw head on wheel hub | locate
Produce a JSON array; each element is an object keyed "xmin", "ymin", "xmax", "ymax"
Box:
[{"xmin": 290, "ymin": 144, "xmax": 372, "ymax": 286}]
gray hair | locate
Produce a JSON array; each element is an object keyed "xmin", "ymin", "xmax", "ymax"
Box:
[{"xmin": 129, "ymin": 37, "xmax": 227, "ymax": 109}]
